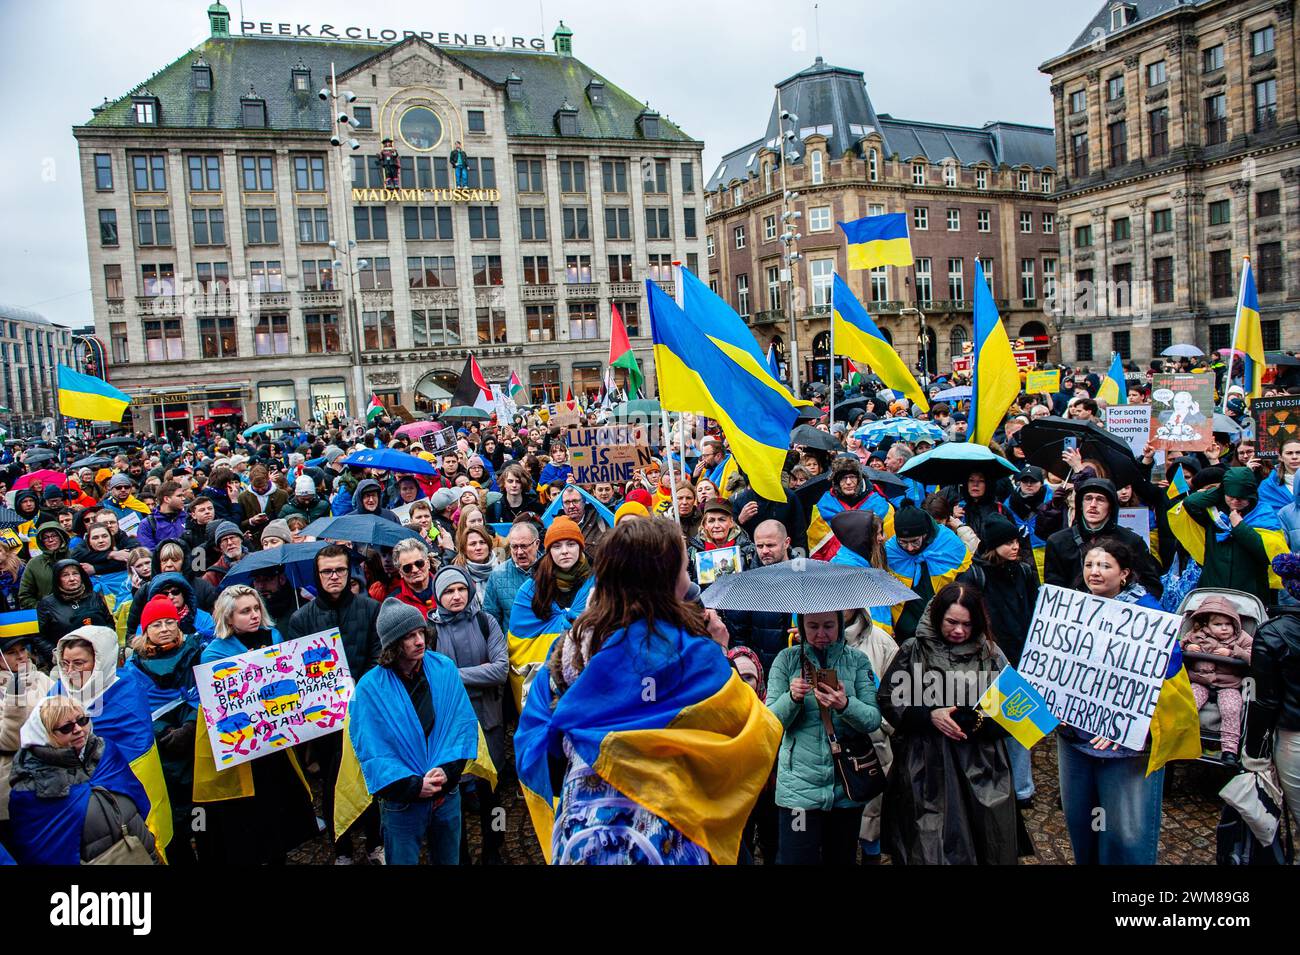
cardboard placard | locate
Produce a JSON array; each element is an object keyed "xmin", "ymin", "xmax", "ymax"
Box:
[
  {"xmin": 1118, "ymin": 506, "xmax": 1151, "ymax": 546},
  {"xmin": 566, "ymin": 426, "xmax": 651, "ymax": 484},
  {"xmin": 1018, "ymin": 585, "xmax": 1182, "ymax": 751},
  {"xmin": 1149, "ymin": 373, "xmax": 1214, "ymax": 452},
  {"xmin": 1252, "ymin": 396, "xmax": 1300, "ymax": 462},
  {"xmin": 194, "ymin": 630, "xmax": 355, "ymax": 769},
  {"xmin": 1106, "ymin": 404, "xmax": 1153, "ymax": 458},
  {"xmin": 1026, "ymin": 368, "xmax": 1061, "ymax": 395},
  {"xmin": 116, "ymin": 511, "xmax": 141, "ymax": 534}
]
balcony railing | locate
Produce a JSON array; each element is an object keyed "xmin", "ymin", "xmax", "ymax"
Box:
[
  {"xmin": 564, "ymin": 282, "xmax": 601, "ymax": 300},
  {"xmin": 866, "ymin": 300, "xmax": 903, "ymax": 314},
  {"xmin": 521, "ymin": 283, "xmax": 556, "ymax": 301},
  {"xmin": 801, "ymin": 304, "xmax": 832, "ymax": 319},
  {"xmin": 298, "ymin": 290, "xmax": 343, "ymax": 308},
  {"xmin": 135, "ymin": 295, "xmax": 183, "ymax": 316},
  {"xmin": 609, "ymin": 281, "xmax": 641, "ymax": 298},
  {"xmin": 928, "ymin": 299, "xmax": 973, "ymax": 312},
  {"xmin": 750, "ymin": 309, "xmax": 784, "ymax": 325}
]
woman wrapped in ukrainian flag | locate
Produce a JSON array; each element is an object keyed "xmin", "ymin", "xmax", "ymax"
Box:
[{"xmin": 515, "ymin": 517, "xmax": 782, "ymax": 864}]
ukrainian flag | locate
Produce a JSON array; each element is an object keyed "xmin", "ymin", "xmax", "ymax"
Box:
[
  {"xmin": 678, "ymin": 267, "xmax": 810, "ymax": 409},
  {"xmin": 1147, "ymin": 642, "xmax": 1203, "ymax": 775},
  {"xmin": 1097, "ymin": 352, "xmax": 1128, "ymax": 405},
  {"xmin": 978, "ymin": 666, "xmax": 1059, "ymax": 749},
  {"xmin": 515, "ymin": 620, "xmax": 782, "ymax": 864},
  {"xmin": 506, "ymin": 574, "xmax": 596, "ymax": 710},
  {"xmin": 838, "ymin": 212, "xmax": 914, "ymax": 271},
  {"xmin": 882, "ymin": 524, "xmax": 971, "ymax": 629},
  {"xmin": 0, "ymin": 609, "xmax": 38, "ymax": 641},
  {"xmin": 57, "ymin": 364, "xmax": 130, "ymax": 423},
  {"xmin": 649, "ymin": 280, "xmax": 797, "ymax": 501},
  {"xmin": 1168, "ymin": 489, "xmax": 1288, "ymax": 589},
  {"xmin": 969, "ymin": 260, "xmax": 1020, "ymax": 447},
  {"xmin": 1232, "ymin": 258, "xmax": 1265, "ymax": 399},
  {"xmin": 832, "ymin": 274, "xmax": 929, "ymax": 412},
  {"xmin": 806, "ymin": 486, "xmax": 894, "ymax": 561}
]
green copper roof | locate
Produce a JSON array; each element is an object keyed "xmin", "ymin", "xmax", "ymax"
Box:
[{"xmin": 80, "ymin": 35, "xmax": 696, "ymax": 144}]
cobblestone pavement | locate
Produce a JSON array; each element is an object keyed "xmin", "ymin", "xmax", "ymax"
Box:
[{"xmin": 288, "ymin": 733, "xmax": 1227, "ymax": 865}]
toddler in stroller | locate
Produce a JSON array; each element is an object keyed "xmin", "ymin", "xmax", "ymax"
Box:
[{"xmin": 1182, "ymin": 595, "xmax": 1253, "ymax": 765}]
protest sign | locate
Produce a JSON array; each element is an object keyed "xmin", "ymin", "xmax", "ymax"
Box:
[
  {"xmin": 422, "ymin": 426, "xmax": 455, "ymax": 454},
  {"xmin": 1026, "ymin": 369, "xmax": 1060, "ymax": 395},
  {"xmin": 566, "ymin": 425, "xmax": 650, "ymax": 484},
  {"xmin": 391, "ymin": 502, "xmax": 413, "ymax": 526},
  {"xmin": 1252, "ymin": 396, "xmax": 1300, "ymax": 462},
  {"xmin": 194, "ymin": 629, "xmax": 355, "ymax": 769},
  {"xmin": 1149, "ymin": 373, "xmax": 1214, "ymax": 452},
  {"xmin": 1118, "ymin": 506, "xmax": 1151, "ymax": 545},
  {"xmin": 116, "ymin": 511, "xmax": 141, "ymax": 534},
  {"xmin": 1106, "ymin": 404, "xmax": 1153, "ymax": 458},
  {"xmin": 694, "ymin": 544, "xmax": 742, "ymax": 586},
  {"xmin": 1018, "ymin": 584, "xmax": 1181, "ymax": 751}
]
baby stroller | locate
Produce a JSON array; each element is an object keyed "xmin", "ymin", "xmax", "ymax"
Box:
[{"xmin": 1175, "ymin": 588, "xmax": 1265, "ymax": 768}]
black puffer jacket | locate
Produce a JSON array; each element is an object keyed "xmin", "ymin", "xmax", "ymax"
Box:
[
  {"xmin": 282, "ymin": 586, "xmax": 381, "ymax": 681},
  {"xmin": 957, "ymin": 554, "xmax": 1039, "ymax": 665},
  {"xmin": 35, "ymin": 560, "xmax": 114, "ymax": 662},
  {"xmin": 1244, "ymin": 609, "xmax": 1300, "ymax": 759},
  {"xmin": 727, "ymin": 604, "xmax": 793, "ymax": 675},
  {"xmin": 1042, "ymin": 478, "xmax": 1163, "ymax": 596}
]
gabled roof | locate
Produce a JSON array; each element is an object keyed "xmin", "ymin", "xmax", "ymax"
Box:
[
  {"xmin": 707, "ymin": 56, "xmax": 1055, "ymax": 191},
  {"xmin": 1046, "ymin": 0, "xmax": 1213, "ymax": 65},
  {"xmin": 80, "ymin": 35, "xmax": 697, "ymax": 144}
]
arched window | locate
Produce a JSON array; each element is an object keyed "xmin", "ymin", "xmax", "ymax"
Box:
[
  {"xmin": 810, "ymin": 150, "xmax": 824, "ymax": 185},
  {"xmin": 812, "ymin": 330, "xmax": 830, "ymax": 357},
  {"xmin": 1019, "ymin": 321, "xmax": 1048, "ymax": 340},
  {"xmin": 879, "ymin": 326, "xmax": 893, "ymax": 346},
  {"xmin": 772, "ymin": 334, "xmax": 785, "ymax": 360},
  {"xmin": 868, "ymin": 148, "xmax": 878, "ymax": 182},
  {"xmin": 949, "ymin": 324, "xmax": 969, "ymax": 353}
]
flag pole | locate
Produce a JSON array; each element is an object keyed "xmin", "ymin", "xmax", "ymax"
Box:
[
  {"xmin": 1222, "ymin": 255, "xmax": 1250, "ymax": 413},
  {"xmin": 829, "ymin": 276, "xmax": 837, "ymax": 426}
]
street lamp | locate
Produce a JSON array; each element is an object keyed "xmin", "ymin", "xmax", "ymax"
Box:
[
  {"xmin": 899, "ymin": 305, "xmax": 931, "ymax": 386},
  {"xmin": 775, "ymin": 92, "xmax": 803, "ymax": 394},
  {"xmin": 322, "ymin": 63, "xmax": 367, "ymax": 421}
]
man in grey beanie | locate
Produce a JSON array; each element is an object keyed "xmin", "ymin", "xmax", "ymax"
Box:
[
  {"xmin": 201, "ymin": 520, "xmax": 246, "ymax": 588},
  {"xmin": 428, "ymin": 565, "xmax": 507, "ymax": 864}
]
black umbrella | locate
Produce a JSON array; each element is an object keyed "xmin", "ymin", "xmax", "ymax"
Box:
[
  {"xmin": 790, "ymin": 424, "xmax": 839, "ymax": 452},
  {"xmin": 1266, "ymin": 352, "xmax": 1300, "ymax": 368},
  {"xmin": 22, "ymin": 449, "xmax": 57, "ymax": 465},
  {"xmin": 833, "ymin": 397, "xmax": 872, "ymax": 424},
  {"xmin": 268, "ymin": 419, "xmax": 300, "ymax": 432},
  {"xmin": 794, "ymin": 405, "xmax": 825, "ymax": 422},
  {"xmin": 793, "ymin": 467, "xmax": 907, "ymax": 513},
  {"xmin": 95, "ymin": 436, "xmax": 140, "ymax": 451},
  {"xmin": 701, "ymin": 558, "xmax": 917, "ymax": 614},
  {"xmin": 70, "ymin": 455, "xmax": 114, "ymax": 470},
  {"xmin": 1017, "ymin": 416, "xmax": 1143, "ymax": 487},
  {"xmin": 3, "ymin": 439, "xmax": 25, "ymax": 447}
]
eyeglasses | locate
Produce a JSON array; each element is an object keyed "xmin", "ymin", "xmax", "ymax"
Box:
[
  {"xmin": 399, "ymin": 559, "xmax": 427, "ymax": 573},
  {"xmin": 318, "ymin": 566, "xmax": 349, "ymax": 578},
  {"xmin": 59, "ymin": 658, "xmax": 94, "ymax": 672},
  {"xmin": 53, "ymin": 716, "xmax": 91, "ymax": 736}
]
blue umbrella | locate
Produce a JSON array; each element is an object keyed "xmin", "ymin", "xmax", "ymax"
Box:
[
  {"xmin": 221, "ymin": 541, "xmax": 342, "ymax": 590},
  {"xmin": 898, "ymin": 442, "xmax": 1019, "ymax": 486},
  {"xmin": 339, "ymin": 447, "xmax": 438, "ymax": 475},
  {"xmin": 303, "ymin": 513, "xmax": 423, "ymax": 549},
  {"xmin": 853, "ymin": 419, "xmax": 946, "ymax": 445},
  {"xmin": 932, "ymin": 386, "xmax": 972, "ymax": 401},
  {"xmin": 242, "ymin": 422, "xmax": 275, "ymax": 437}
]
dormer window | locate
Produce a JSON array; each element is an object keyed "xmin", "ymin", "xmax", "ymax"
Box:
[
  {"xmin": 132, "ymin": 95, "xmax": 160, "ymax": 126},
  {"xmin": 291, "ymin": 61, "xmax": 311, "ymax": 93},
  {"xmin": 637, "ymin": 110, "xmax": 661, "ymax": 140},
  {"xmin": 555, "ymin": 102, "xmax": 578, "ymax": 137},
  {"xmin": 241, "ymin": 89, "xmax": 267, "ymax": 128},
  {"xmin": 1110, "ymin": 3, "xmax": 1137, "ymax": 31},
  {"xmin": 586, "ymin": 78, "xmax": 605, "ymax": 106},
  {"xmin": 192, "ymin": 58, "xmax": 212, "ymax": 92},
  {"xmin": 506, "ymin": 72, "xmax": 523, "ymax": 102}
]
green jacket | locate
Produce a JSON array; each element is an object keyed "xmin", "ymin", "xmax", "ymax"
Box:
[
  {"xmin": 18, "ymin": 522, "xmax": 71, "ymax": 610},
  {"xmin": 766, "ymin": 637, "xmax": 881, "ymax": 811},
  {"xmin": 1183, "ymin": 485, "xmax": 1273, "ymax": 603}
]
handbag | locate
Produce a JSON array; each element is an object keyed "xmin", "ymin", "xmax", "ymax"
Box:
[
  {"xmin": 802, "ymin": 652, "xmax": 887, "ymax": 803},
  {"xmin": 84, "ymin": 789, "xmax": 156, "ymax": 866}
]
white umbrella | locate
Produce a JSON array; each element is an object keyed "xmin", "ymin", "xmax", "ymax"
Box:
[{"xmin": 1161, "ymin": 344, "xmax": 1204, "ymax": 358}]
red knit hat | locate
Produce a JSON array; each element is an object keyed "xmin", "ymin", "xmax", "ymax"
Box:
[
  {"xmin": 544, "ymin": 516, "xmax": 585, "ymax": 549},
  {"xmin": 140, "ymin": 594, "xmax": 180, "ymax": 631},
  {"xmin": 625, "ymin": 487, "xmax": 653, "ymax": 508}
]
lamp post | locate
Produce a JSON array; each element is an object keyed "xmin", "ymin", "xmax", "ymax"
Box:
[
  {"xmin": 775, "ymin": 88, "xmax": 803, "ymax": 395},
  {"xmin": 321, "ymin": 65, "xmax": 366, "ymax": 420},
  {"xmin": 899, "ymin": 305, "xmax": 930, "ymax": 386}
]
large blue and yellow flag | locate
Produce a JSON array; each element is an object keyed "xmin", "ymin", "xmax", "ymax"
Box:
[
  {"xmin": 1147, "ymin": 642, "xmax": 1203, "ymax": 775},
  {"xmin": 0, "ymin": 608, "xmax": 38, "ymax": 642},
  {"xmin": 978, "ymin": 665, "xmax": 1060, "ymax": 749},
  {"xmin": 838, "ymin": 212, "xmax": 914, "ymax": 271},
  {"xmin": 1231, "ymin": 257, "xmax": 1264, "ymax": 399},
  {"xmin": 678, "ymin": 267, "xmax": 808, "ymax": 409},
  {"xmin": 969, "ymin": 261, "xmax": 1020, "ymax": 447},
  {"xmin": 649, "ymin": 280, "xmax": 797, "ymax": 501},
  {"xmin": 1097, "ymin": 352, "xmax": 1128, "ymax": 405},
  {"xmin": 515, "ymin": 620, "xmax": 782, "ymax": 864},
  {"xmin": 1167, "ymin": 491, "xmax": 1289, "ymax": 589},
  {"xmin": 807, "ymin": 486, "xmax": 894, "ymax": 561},
  {"xmin": 506, "ymin": 574, "xmax": 596, "ymax": 710},
  {"xmin": 334, "ymin": 650, "xmax": 496, "ymax": 838},
  {"xmin": 57, "ymin": 364, "xmax": 130, "ymax": 422},
  {"xmin": 832, "ymin": 273, "xmax": 929, "ymax": 412},
  {"xmin": 882, "ymin": 523, "xmax": 972, "ymax": 629}
]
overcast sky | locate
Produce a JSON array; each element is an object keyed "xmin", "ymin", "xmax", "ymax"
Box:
[{"xmin": 0, "ymin": 0, "xmax": 1096, "ymax": 328}]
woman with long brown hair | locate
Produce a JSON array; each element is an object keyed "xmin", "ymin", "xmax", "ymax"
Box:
[
  {"xmin": 452, "ymin": 523, "xmax": 500, "ymax": 597},
  {"xmin": 505, "ymin": 517, "xmax": 595, "ymax": 709},
  {"xmin": 515, "ymin": 517, "xmax": 781, "ymax": 865}
]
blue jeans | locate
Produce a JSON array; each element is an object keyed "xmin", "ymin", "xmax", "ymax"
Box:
[
  {"xmin": 1007, "ymin": 737, "xmax": 1035, "ymax": 800},
  {"xmin": 1057, "ymin": 738, "xmax": 1163, "ymax": 865},
  {"xmin": 380, "ymin": 789, "xmax": 461, "ymax": 865},
  {"xmin": 454, "ymin": 166, "xmax": 469, "ymax": 187}
]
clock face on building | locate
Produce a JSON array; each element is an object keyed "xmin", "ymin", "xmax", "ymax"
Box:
[{"xmin": 398, "ymin": 105, "xmax": 444, "ymax": 152}]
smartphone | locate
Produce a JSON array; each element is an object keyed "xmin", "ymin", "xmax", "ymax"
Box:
[
  {"xmin": 815, "ymin": 668, "xmax": 840, "ymax": 691},
  {"xmin": 1063, "ymin": 437, "xmax": 1078, "ymax": 453}
]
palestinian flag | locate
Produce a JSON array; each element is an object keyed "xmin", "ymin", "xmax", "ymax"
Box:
[
  {"xmin": 365, "ymin": 395, "xmax": 385, "ymax": 423},
  {"xmin": 609, "ymin": 304, "xmax": 644, "ymax": 397},
  {"xmin": 509, "ymin": 370, "xmax": 526, "ymax": 403},
  {"xmin": 451, "ymin": 354, "xmax": 494, "ymax": 411}
]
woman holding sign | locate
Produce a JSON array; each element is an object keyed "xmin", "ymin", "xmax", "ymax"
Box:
[
  {"xmin": 879, "ymin": 584, "xmax": 1025, "ymax": 865},
  {"xmin": 1056, "ymin": 538, "xmax": 1166, "ymax": 865}
]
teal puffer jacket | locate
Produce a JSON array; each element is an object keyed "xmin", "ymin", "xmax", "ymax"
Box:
[{"xmin": 766, "ymin": 638, "xmax": 881, "ymax": 811}]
